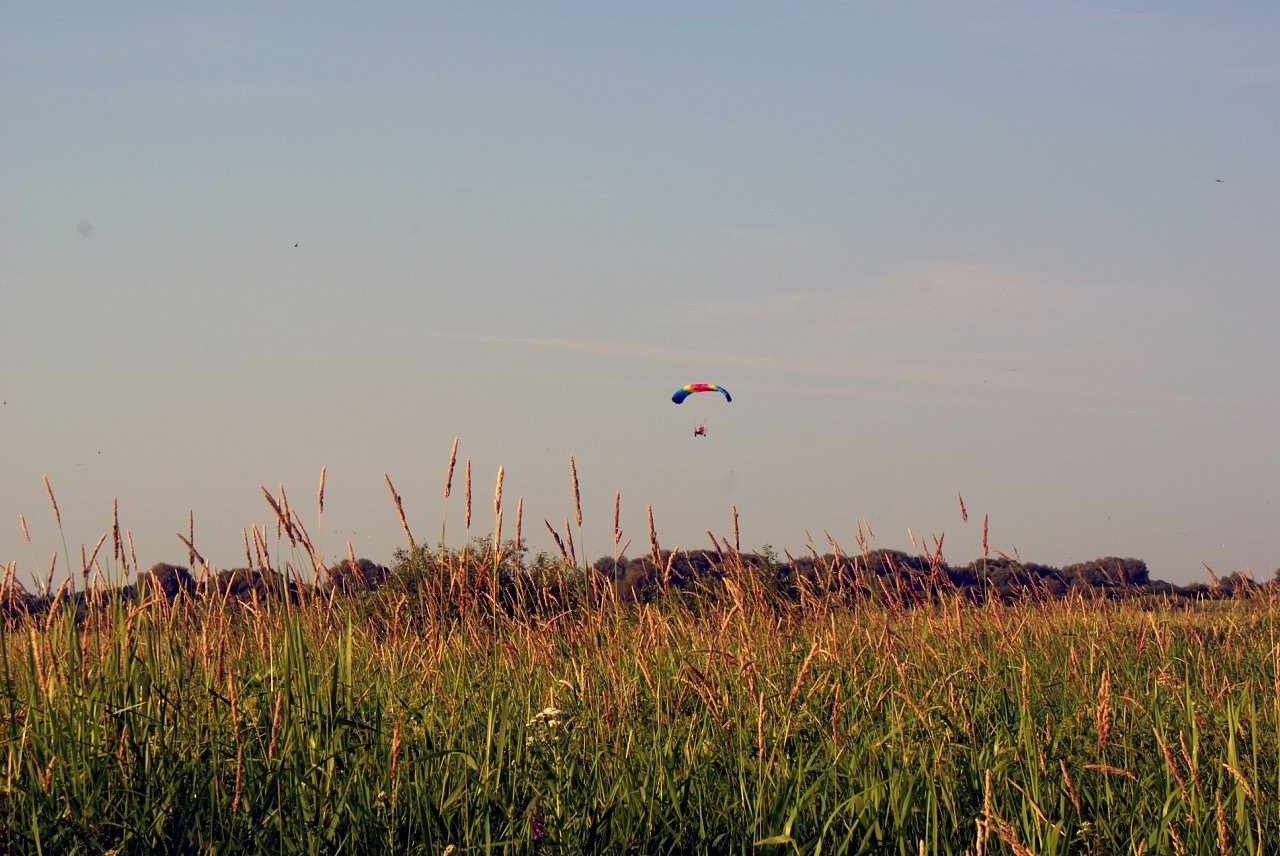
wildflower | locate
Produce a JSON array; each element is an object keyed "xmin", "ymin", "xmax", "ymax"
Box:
[
  {"xmin": 530, "ymin": 799, "xmax": 546, "ymax": 842},
  {"xmin": 529, "ymin": 707, "xmax": 564, "ymax": 727},
  {"xmin": 526, "ymin": 707, "xmax": 567, "ymax": 745}
]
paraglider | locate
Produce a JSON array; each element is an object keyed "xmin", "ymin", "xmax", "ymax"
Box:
[
  {"xmin": 673, "ymin": 383, "xmax": 730, "ymax": 437},
  {"xmin": 671, "ymin": 383, "xmax": 731, "ymax": 404}
]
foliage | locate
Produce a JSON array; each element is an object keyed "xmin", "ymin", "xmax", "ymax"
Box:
[
  {"xmin": 2, "ymin": 461, "xmax": 1268, "ymax": 851},
  {"xmin": 4, "ymin": 566, "xmax": 1280, "ymax": 852}
]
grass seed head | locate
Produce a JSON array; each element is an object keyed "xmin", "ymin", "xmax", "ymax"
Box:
[
  {"xmin": 569, "ymin": 455, "xmax": 582, "ymax": 527},
  {"xmin": 42, "ymin": 475, "xmax": 61, "ymax": 526},
  {"xmin": 493, "ymin": 465, "xmax": 504, "ymax": 516},
  {"xmin": 515, "ymin": 496, "xmax": 523, "ymax": 551},
  {"xmin": 613, "ymin": 491, "xmax": 621, "ymax": 545},
  {"xmin": 464, "ymin": 460, "xmax": 471, "ymax": 530},
  {"xmin": 444, "ymin": 436, "xmax": 459, "ymax": 499}
]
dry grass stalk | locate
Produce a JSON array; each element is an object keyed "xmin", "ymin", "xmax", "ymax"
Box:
[
  {"xmin": 1153, "ymin": 728, "xmax": 1189, "ymax": 803},
  {"xmin": 276, "ymin": 486, "xmax": 297, "ymax": 547},
  {"xmin": 1167, "ymin": 823, "xmax": 1187, "ymax": 856},
  {"xmin": 569, "ymin": 455, "xmax": 582, "ymax": 527},
  {"xmin": 81, "ymin": 531, "xmax": 107, "ymax": 583},
  {"xmin": 176, "ymin": 533, "xmax": 207, "ymax": 574},
  {"xmin": 1222, "ymin": 761, "xmax": 1255, "ymax": 800},
  {"xmin": 613, "ymin": 491, "xmax": 621, "ymax": 546},
  {"xmin": 126, "ymin": 530, "xmax": 138, "ymax": 577},
  {"xmin": 493, "ymin": 465, "xmax": 504, "ymax": 519},
  {"xmin": 515, "ymin": 496, "xmax": 523, "ymax": 552},
  {"xmin": 249, "ymin": 525, "xmax": 266, "ymax": 572},
  {"xmin": 1177, "ymin": 728, "xmax": 1198, "ymax": 795},
  {"xmin": 732, "ymin": 505, "xmax": 740, "ymax": 554},
  {"xmin": 260, "ymin": 486, "xmax": 285, "ymax": 525},
  {"xmin": 786, "ymin": 641, "xmax": 823, "ymax": 708},
  {"xmin": 268, "ymin": 691, "xmax": 283, "ymax": 761},
  {"xmin": 982, "ymin": 513, "xmax": 990, "ymax": 559},
  {"xmin": 288, "ymin": 509, "xmax": 327, "ymax": 583},
  {"xmin": 19, "ymin": 513, "xmax": 31, "ymax": 543},
  {"xmin": 706, "ymin": 531, "xmax": 724, "ymax": 565},
  {"xmin": 647, "ymin": 504, "xmax": 659, "ymax": 564},
  {"xmin": 1095, "ymin": 668, "xmax": 1112, "ymax": 751},
  {"xmin": 987, "ymin": 814, "xmax": 1034, "ymax": 856},
  {"xmin": 544, "ymin": 519, "xmax": 568, "ymax": 564},
  {"xmin": 317, "ymin": 466, "xmax": 326, "ymax": 516},
  {"xmin": 184, "ymin": 510, "xmax": 198, "ymax": 567},
  {"xmin": 975, "ymin": 769, "xmax": 992, "ymax": 856},
  {"xmin": 46, "ymin": 579, "xmax": 70, "ymax": 632},
  {"xmin": 42, "ymin": 475, "xmax": 61, "ymax": 526},
  {"xmin": 958, "ymin": 492, "xmax": 968, "ymax": 523},
  {"xmin": 111, "ymin": 499, "xmax": 123, "ymax": 564},
  {"xmin": 384, "ymin": 473, "xmax": 415, "ymax": 550},
  {"xmin": 464, "ymin": 460, "xmax": 472, "ymax": 531},
  {"xmin": 1058, "ymin": 759, "xmax": 1081, "ymax": 816},
  {"xmin": 389, "ymin": 718, "xmax": 402, "ymax": 798},
  {"xmin": 564, "ymin": 518, "xmax": 577, "ymax": 568},
  {"xmin": 1083, "ymin": 764, "xmax": 1135, "ymax": 780},
  {"xmin": 1216, "ymin": 790, "xmax": 1229, "ymax": 854},
  {"xmin": 444, "ymin": 437, "xmax": 459, "ymax": 499}
]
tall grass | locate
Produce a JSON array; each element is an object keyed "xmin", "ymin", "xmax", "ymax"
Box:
[{"xmin": 3, "ymin": 460, "xmax": 1279, "ymax": 853}]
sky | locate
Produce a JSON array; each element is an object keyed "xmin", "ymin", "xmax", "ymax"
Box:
[{"xmin": 3, "ymin": 2, "xmax": 1278, "ymax": 587}]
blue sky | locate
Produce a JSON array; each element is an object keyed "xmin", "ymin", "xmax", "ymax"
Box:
[{"xmin": 4, "ymin": 2, "xmax": 1278, "ymax": 585}]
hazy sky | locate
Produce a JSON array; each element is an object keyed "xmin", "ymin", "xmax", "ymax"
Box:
[{"xmin": 4, "ymin": 2, "xmax": 1278, "ymax": 586}]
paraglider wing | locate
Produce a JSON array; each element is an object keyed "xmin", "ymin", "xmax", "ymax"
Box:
[{"xmin": 672, "ymin": 383, "xmax": 732, "ymax": 404}]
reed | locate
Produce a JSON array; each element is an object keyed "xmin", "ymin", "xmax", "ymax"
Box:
[
  {"xmin": 384, "ymin": 473, "xmax": 414, "ymax": 550},
  {"xmin": 441, "ymin": 436, "xmax": 458, "ymax": 547},
  {"xmin": 4, "ymin": 454, "xmax": 1279, "ymax": 853},
  {"xmin": 569, "ymin": 454, "xmax": 583, "ymax": 570}
]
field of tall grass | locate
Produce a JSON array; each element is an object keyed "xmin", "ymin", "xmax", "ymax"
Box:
[{"xmin": 3, "ymin": 452, "xmax": 1279, "ymax": 853}]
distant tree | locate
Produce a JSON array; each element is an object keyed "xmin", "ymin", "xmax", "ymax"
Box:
[
  {"xmin": 1216, "ymin": 571, "xmax": 1258, "ymax": 596},
  {"xmin": 965, "ymin": 557, "xmax": 1063, "ymax": 595},
  {"xmin": 1062, "ymin": 557, "xmax": 1149, "ymax": 588},
  {"xmin": 607, "ymin": 556, "xmax": 659, "ymax": 603},
  {"xmin": 0, "ymin": 578, "xmax": 33, "ymax": 626},
  {"xmin": 139, "ymin": 562, "xmax": 196, "ymax": 600},
  {"xmin": 1175, "ymin": 582, "xmax": 1212, "ymax": 599},
  {"xmin": 861, "ymin": 550, "xmax": 931, "ymax": 577},
  {"xmin": 322, "ymin": 557, "xmax": 390, "ymax": 592},
  {"xmin": 211, "ymin": 567, "xmax": 302, "ymax": 603}
]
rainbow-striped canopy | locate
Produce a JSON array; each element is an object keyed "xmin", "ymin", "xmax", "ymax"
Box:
[{"xmin": 671, "ymin": 383, "xmax": 732, "ymax": 404}]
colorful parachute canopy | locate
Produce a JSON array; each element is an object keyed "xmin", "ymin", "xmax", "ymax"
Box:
[{"xmin": 672, "ymin": 383, "xmax": 732, "ymax": 404}]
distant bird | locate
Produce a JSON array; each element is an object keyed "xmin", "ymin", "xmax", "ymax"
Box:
[
  {"xmin": 1215, "ymin": 179, "xmax": 1225, "ymax": 183},
  {"xmin": 294, "ymin": 242, "xmax": 299, "ymax": 247}
]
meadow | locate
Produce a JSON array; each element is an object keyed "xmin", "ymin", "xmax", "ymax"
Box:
[{"xmin": 2, "ymin": 458, "xmax": 1278, "ymax": 854}]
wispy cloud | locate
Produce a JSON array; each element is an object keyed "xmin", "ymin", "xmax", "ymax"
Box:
[
  {"xmin": 447, "ymin": 260, "xmax": 1267, "ymax": 417},
  {"xmin": 443, "ymin": 327, "xmax": 1265, "ymax": 417},
  {"xmin": 671, "ymin": 261, "xmax": 1168, "ymax": 335}
]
